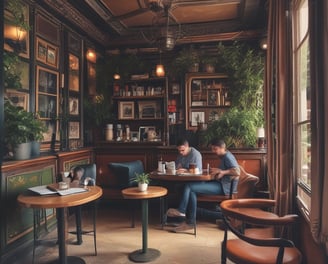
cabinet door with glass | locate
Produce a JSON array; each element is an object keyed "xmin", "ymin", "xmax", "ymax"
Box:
[{"xmin": 185, "ymin": 73, "xmax": 230, "ymax": 130}]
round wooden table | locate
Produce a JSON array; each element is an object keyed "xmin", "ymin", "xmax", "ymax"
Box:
[
  {"xmin": 122, "ymin": 186, "xmax": 167, "ymax": 263},
  {"xmin": 150, "ymin": 171, "xmax": 213, "ymax": 182},
  {"xmin": 18, "ymin": 186, "xmax": 103, "ymax": 264}
]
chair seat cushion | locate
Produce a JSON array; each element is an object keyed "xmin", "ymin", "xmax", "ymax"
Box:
[{"xmin": 226, "ymin": 239, "xmax": 302, "ymax": 264}]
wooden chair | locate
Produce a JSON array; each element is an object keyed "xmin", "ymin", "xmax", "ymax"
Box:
[
  {"xmin": 197, "ymin": 166, "xmax": 259, "ymax": 205},
  {"xmin": 220, "ymin": 199, "xmax": 302, "ymax": 264}
]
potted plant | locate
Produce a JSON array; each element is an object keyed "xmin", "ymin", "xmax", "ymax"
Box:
[
  {"xmin": 173, "ymin": 46, "xmax": 200, "ymax": 76},
  {"xmin": 29, "ymin": 113, "xmax": 47, "ymax": 157},
  {"xmin": 4, "ymin": 100, "xmax": 46, "ymax": 159},
  {"xmin": 201, "ymin": 56, "xmax": 218, "ymax": 73},
  {"xmin": 134, "ymin": 172, "xmax": 150, "ymax": 192}
]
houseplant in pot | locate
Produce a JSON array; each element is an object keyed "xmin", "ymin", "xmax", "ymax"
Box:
[
  {"xmin": 134, "ymin": 172, "xmax": 150, "ymax": 192},
  {"xmin": 4, "ymin": 100, "xmax": 46, "ymax": 159},
  {"xmin": 29, "ymin": 113, "xmax": 47, "ymax": 157}
]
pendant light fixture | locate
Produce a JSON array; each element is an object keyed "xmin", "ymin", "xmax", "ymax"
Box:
[{"xmin": 156, "ymin": 52, "xmax": 165, "ymax": 77}]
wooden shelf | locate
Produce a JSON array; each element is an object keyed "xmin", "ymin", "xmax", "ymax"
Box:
[
  {"xmin": 117, "ymin": 118, "xmax": 165, "ymax": 121},
  {"xmin": 112, "ymin": 95, "xmax": 164, "ymax": 100}
]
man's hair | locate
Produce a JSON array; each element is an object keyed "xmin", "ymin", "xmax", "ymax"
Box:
[
  {"xmin": 210, "ymin": 138, "xmax": 226, "ymax": 148},
  {"xmin": 176, "ymin": 138, "xmax": 189, "ymax": 147}
]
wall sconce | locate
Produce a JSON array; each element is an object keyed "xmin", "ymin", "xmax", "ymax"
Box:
[
  {"xmin": 156, "ymin": 64, "xmax": 165, "ymax": 77},
  {"xmin": 86, "ymin": 49, "xmax": 97, "ymax": 63},
  {"xmin": 4, "ymin": 25, "xmax": 27, "ymax": 52}
]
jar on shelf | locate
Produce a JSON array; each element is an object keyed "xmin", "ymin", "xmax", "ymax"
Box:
[{"xmin": 105, "ymin": 124, "xmax": 113, "ymax": 141}]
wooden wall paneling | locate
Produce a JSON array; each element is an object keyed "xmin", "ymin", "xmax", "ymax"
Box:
[{"xmin": 0, "ymin": 156, "xmax": 57, "ymax": 254}]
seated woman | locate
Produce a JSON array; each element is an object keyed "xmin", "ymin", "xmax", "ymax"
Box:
[
  {"xmin": 175, "ymin": 138, "xmax": 202, "ymax": 173},
  {"xmin": 167, "ymin": 138, "xmax": 240, "ymax": 232}
]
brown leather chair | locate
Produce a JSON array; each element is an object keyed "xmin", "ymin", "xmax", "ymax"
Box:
[
  {"xmin": 220, "ymin": 199, "xmax": 302, "ymax": 264},
  {"xmin": 197, "ymin": 166, "xmax": 259, "ymax": 202}
]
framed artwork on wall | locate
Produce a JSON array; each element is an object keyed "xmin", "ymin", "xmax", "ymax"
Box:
[
  {"xmin": 69, "ymin": 121, "xmax": 80, "ymax": 139},
  {"xmin": 190, "ymin": 110, "xmax": 205, "ymax": 127},
  {"xmin": 138, "ymin": 101, "xmax": 160, "ymax": 119},
  {"xmin": 37, "ymin": 94, "xmax": 57, "ymax": 119},
  {"xmin": 69, "ymin": 97, "xmax": 79, "ymax": 116},
  {"xmin": 36, "ymin": 37, "xmax": 59, "ymax": 68},
  {"xmin": 36, "ymin": 66, "xmax": 58, "ymax": 95},
  {"xmin": 207, "ymin": 90, "xmax": 219, "ymax": 106},
  {"xmin": 5, "ymin": 90, "xmax": 29, "ymax": 111},
  {"xmin": 69, "ymin": 54, "xmax": 80, "ymax": 92},
  {"xmin": 118, "ymin": 101, "xmax": 134, "ymax": 119}
]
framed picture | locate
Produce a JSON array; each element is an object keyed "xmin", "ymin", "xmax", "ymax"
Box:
[
  {"xmin": 42, "ymin": 120, "xmax": 57, "ymax": 142},
  {"xmin": 69, "ymin": 97, "xmax": 79, "ymax": 115},
  {"xmin": 69, "ymin": 54, "xmax": 80, "ymax": 91},
  {"xmin": 69, "ymin": 121, "xmax": 80, "ymax": 139},
  {"xmin": 130, "ymin": 131, "xmax": 139, "ymax": 142},
  {"xmin": 4, "ymin": 4, "xmax": 30, "ymax": 58},
  {"xmin": 46, "ymin": 45, "xmax": 58, "ymax": 68},
  {"xmin": 37, "ymin": 94, "xmax": 57, "ymax": 119},
  {"xmin": 5, "ymin": 90, "xmax": 29, "ymax": 111},
  {"xmin": 207, "ymin": 90, "xmax": 219, "ymax": 106},
  {"xmin": 36, "ymin": 66, "xmax": 59, "ymax": 94},
  {"xmin": 139, "ymin": 126, "xmax": 156, "ymax": 142},
  {"xmin": 36, "ymin": 37, "xmax": 59, "ymax": 68},
  {"xmin": 207, "ymin": 109, "xmax": 225, "ymax": 123},
  {"xmin": 190, "ymin": 110, "xmax": 205, "ymax": 127},
  {"xmin": 118, "ymin": 101, "xmax": 134, "ymax": 119},
  {"xmin": 191, "ymin": 79, "xmax": 202, "ymax": 93},
  {"xmin": 138, "ymin": 101, "xmax": 160, "ymax": 119},
  {"xmin": 172, "ymin": 83, "xmax": 180, "ymax": 94}
]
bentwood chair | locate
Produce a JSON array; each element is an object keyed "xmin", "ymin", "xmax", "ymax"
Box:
[
  {"xmin": 220, "ymin": 199, "xmax": 302, "ymax": 264},
  {"xmin": 69, "ymin": 163, "xmax": 98, "ymax": 255}
]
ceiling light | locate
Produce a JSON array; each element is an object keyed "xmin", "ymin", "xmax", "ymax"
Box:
[
  {"xmin": 86, "ymin": 49, "xmax": 97, "ymax": 63},
  {"xmin": 260, "ymin": 38, "xmax": 268, "ymax": 50},
  {"xmin": 156, "ymin": 64, "xmax": 165, "ymax": 77}
]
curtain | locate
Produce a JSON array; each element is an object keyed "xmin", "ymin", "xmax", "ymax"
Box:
[
  {"xmin": 309, "ymin": 0, "xmax": 328, "ymax": 254},
  {"xmin": 265, "ymin": 0, "xmax": 294, "ymax": 217}
]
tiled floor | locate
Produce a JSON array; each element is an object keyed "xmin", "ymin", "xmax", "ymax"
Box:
[{"xmin": 16, "ymin": 201, "xmax": 233, "ymax": 264}]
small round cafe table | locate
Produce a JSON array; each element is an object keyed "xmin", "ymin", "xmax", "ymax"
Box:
[
  {"xmin": 17, "ymin": 186, "xmax": 103, "ymax": 264},
  {"xmin": 122, "ymin": 186, "xmax": 167, "ymax": 263}
]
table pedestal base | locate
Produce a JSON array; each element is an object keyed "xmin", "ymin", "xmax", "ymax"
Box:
[
  {"xmin": 49, "ymin": 256, "xmax": 86, "ymax": 264},
  {"xmin": 129, "ymin": 248, "xmax": 161, "ymax": 263}
]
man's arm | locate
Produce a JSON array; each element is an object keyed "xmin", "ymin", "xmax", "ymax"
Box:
[{"xmin": 211, "ymin": 166, "xmax": 240, "ymax": 180}]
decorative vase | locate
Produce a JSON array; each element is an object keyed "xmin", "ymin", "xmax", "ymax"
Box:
[
  {"xmin": 14, "ymin": 142, "xmax": 32, "ymax": 160},
  {"xmin": 138, "ymin": 183, "xmax": 148, "ymax": 192},
  {"xmin": 31, "ymin": 141, "xmax": 41, "ymax": 157}
]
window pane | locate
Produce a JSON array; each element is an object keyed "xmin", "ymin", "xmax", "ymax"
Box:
[
  {"xmin": 296, "ymin": 0, "xmax": 308, "ymax": 42},
  {"xmin": 297, "ymin": 37, "xmax": 310, "ymax": 121},
  {"xmin": 297, "ymin": 122, "xmax": 311, "ymax": 188}
]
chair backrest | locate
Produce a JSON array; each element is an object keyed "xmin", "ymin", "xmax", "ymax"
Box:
[
  {"xmin": 108, "ymin": 160, "xmax": 144, "ymax": 188},
  {"xmin": 221, "ymin": 199, "xmax": 301, "ymax": 264},
  {"xmin": 236, "ymin": 166, "xmax": 259, "ymax": 198},
  {"xmin": 72, "ymin": 163, "xmax": 97, "ymax": 186}
]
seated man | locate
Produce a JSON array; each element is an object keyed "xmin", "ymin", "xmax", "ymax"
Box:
[
  {"xmin": 167, "ymin": 138, "xmax": 240, "ymax": 232},
  {"xmin": 175, "ymin": 138, "xmax": 202, "ymax": 173}
]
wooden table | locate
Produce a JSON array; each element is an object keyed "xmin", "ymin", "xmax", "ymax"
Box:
[
  {"xmin": 18, "ymin": 186, "xmax": 103, "ymax": 264},
  {"xmin": 122, "ymin": 186, "xmax": 167, "ymax": 263},
  {"xmin": 150, "ymin": 171, "xmax": 213, "ymax": 182}
]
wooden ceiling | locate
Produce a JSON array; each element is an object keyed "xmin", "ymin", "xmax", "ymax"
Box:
[{"xmin": 40, "ymin": 0, "xmax": 267, "ymax": 49}]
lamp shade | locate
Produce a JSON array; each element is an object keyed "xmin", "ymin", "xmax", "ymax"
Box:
[
  {"xmin": 256, "ymin": 127, "xmax": 265, "ymax": 138},
  {"xmin": 156, "ymin": 64, "xmax": 165, "ymax": 77},
  {"xmin": 86, "ymin": 49, "xmax": 97, "ymax": 63}
]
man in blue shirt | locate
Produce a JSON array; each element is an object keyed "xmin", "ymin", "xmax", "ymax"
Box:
[
  {"xmin": 167, "ymin": 138, "xmax": 240, "ymax": 232},
  {"xmin": 175, "ymin": 138, "xmax": 202, "ymax": 172}
]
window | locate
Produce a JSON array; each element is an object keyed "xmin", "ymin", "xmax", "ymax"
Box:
[{"xmin": 292, "ymin": 0, "xmax": 311, "ymax": 217}]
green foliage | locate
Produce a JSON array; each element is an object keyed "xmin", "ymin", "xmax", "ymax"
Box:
[
  {"xmin": 3, "ymin": 51, "xmax": 22, "ymax": 89},
  {"xmin": 134, "ymin": 172, "xmax": 150, "ymax": 184},
  {"xmin": 5, "ymin": 0, "xmax": 30, "ymax": 31},
  {"xmin": 4, "ymin": 100, "xmax": 47, "ymax": 148},
  {"xmin": 171, "ymin": 46, "xmax": 200, "ymax": 76},
  {"xmin": 202, "ymin": 42, "xmax": 264, "ymax": 148},
  {"xmin": 83, "ymin": 95, "xmax": 113, "ymax": 127},
  {"xmin": 204, "ymin": 108, "xmax": 257, "ymax": 148}
]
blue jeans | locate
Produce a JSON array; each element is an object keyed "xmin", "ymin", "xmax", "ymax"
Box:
[{"xmin": 178, "ymin": 181, "xmax": 224, "ymax": 224}]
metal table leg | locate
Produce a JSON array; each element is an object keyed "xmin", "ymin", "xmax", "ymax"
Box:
[{"xmin": 129, "ymin": 199, "xmax": 161, "ymax": 263}]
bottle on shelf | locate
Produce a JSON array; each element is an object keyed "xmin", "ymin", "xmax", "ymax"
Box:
[
  {"xmin": 116, "ymin": 124, "xmax": 123, "ymax": 141},
  {"xmin": 105, "ymin": 124, "xmax": 113, "ymax": 141},
  {"xmin": 125, "ymin": 125, "xmax": 130, "ymax": 141}
]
